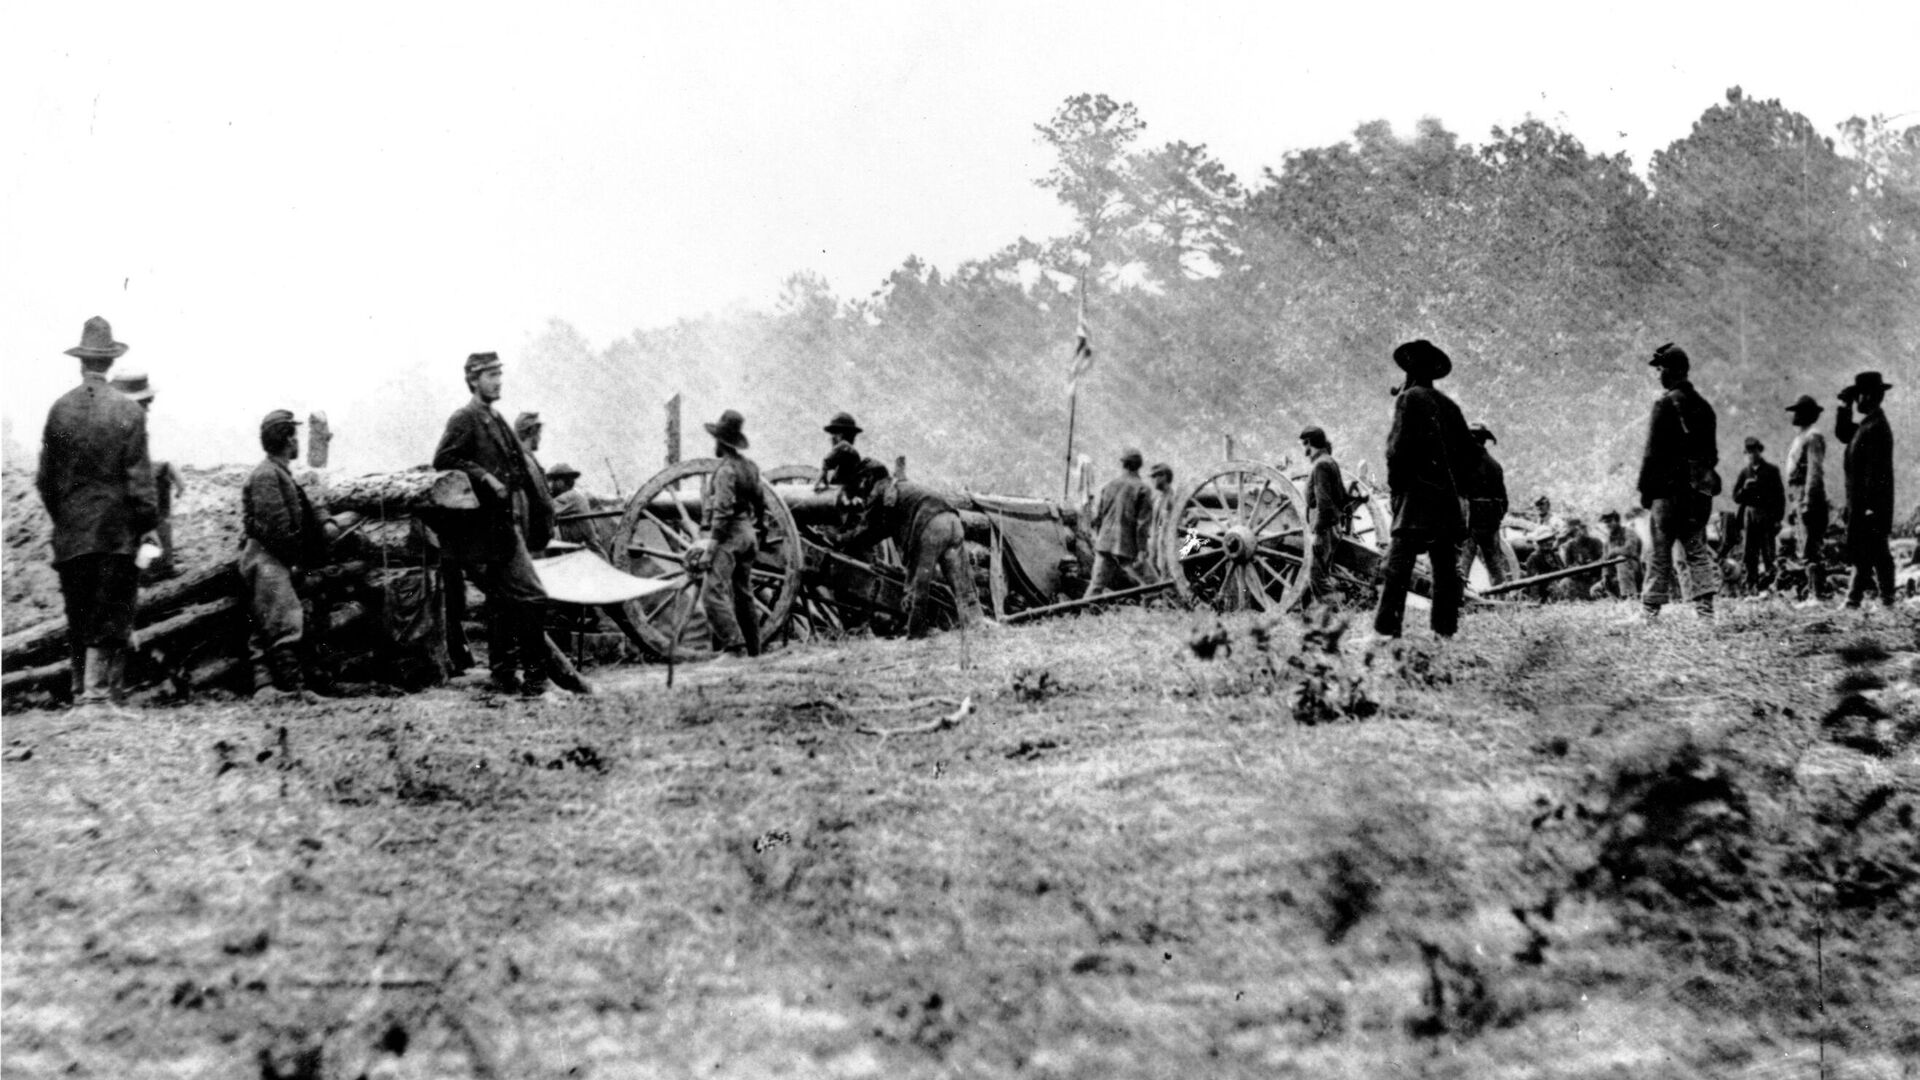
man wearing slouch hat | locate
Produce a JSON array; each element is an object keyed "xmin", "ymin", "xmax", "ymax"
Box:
[{"xmin": 1369, "ymin": 339, "xmax": 1476, "ymax": 642}]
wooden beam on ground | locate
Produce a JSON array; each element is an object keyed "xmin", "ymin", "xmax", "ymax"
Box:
[
  {"xmin": 1002, "ymin": 580, "xmax": 1173, "ymax": 625},
  {"xmin": 1478, "ymin": 556, "xmax": 1627, "ymax": 598}
]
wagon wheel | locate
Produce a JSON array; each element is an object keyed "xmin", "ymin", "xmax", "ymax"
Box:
[
  {"xmin": 611, "ymin": 458, "xmax": 804, "ymax": 644},
  {"xmin": 1346, "ymin": 479, "xmax": 1389, "ymax": 551},
  {"xmin": 1161, "ymin": 460, "xmax": 1309, "ymax": 613}
]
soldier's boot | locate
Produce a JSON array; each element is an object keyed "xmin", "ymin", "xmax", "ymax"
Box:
[
  {"xmin": 1693, "ymin": 594, "xmax": 1716, "ymax": 621},
  {"xmin": 75, "ymin": 648, "xmax": 138, "ymax": 718},
  {"xmin": 107, "ymin": 648, "xmax": 131, "ymax": 703},
  {"xmin": 68, "ymin": 643, "xmax": 86, "ymax": 703},
  {"xmin": 258, "ymin": 648, "xmax": 321, "ymax": 705}
]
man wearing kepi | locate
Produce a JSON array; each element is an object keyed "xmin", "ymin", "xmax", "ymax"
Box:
[
  {"xmin": 686, "ymin": 410, "xmax": 766, "ymax": 659},
  {"xmin": 1300, "ymin": 426, "xmax": 1346, "ymax": 609},
  {"xmin": 1634, "ymin": 343, "xmax": 1720, "ymax": 621},
  {"xmin": 1372, "ymin": 339, "xmax": 1475, "ymax": 641},
  {"xmin": 242, "ymin": 410, "xmax": 329, "ymax": 702},
  {"xmin": 36, "ymin": 317, "xmax": 159, "ymax": 712},
  {"xmin": 433, "ymin": 352, "xmax": 579, "ymax": 696},
  {"xmin": 1782, "ymin": 394, "xmax": 1830, "ymax": 602},
  {"xmin": 842, "ymin": 458, "xmax": 987, "ymax": 638},
  {"xmin": 1456, "ymin": 422, "xmax": 1511, "ymax": 589},
  {"xmin": 1833, "ymin": 371, "xmax": 1897, "ymax": 609},
  {"xmin": 1083, "ymin": 448, "xmax": 1154, "ymax": 598}
]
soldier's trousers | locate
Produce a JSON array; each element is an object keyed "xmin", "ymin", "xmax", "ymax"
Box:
[
  {"xmin": 466, "ymin": 536, "xmax": 552, "ymax": 683},
  {"xmin": 1740, "ymin": 509, "xmax": 1779, "ymax": 587},
  {"xmin": 1306, "ymin": 525, "xmax": 1341, "ymax": 608},
  {"xmin": 703, "ymin": 529, "xmax": 760, "ymax": 656},
  {"xmin": 1798, "ymin": 499, "xmax": 1829, "ymax": 597},
  {"xmin": 1455, "ymin": 527, "xmax": 1510, "ymax": 589},
  {"xmin": 1084, "ymin": 551, "xmax": 1141, "ymax": 599},
  {"xmin": 906, "ymin": 512, "xmax": 982, "ymax": 638},
  {"xmin": 1844, "ymin": 526, "xmax": 1896, "ymax": 606},
  {"xmin": 1642, "ymin": 496, "xmax": 1719, "ymax": 608},
  {"xmin": 56, "ymin": 553, "xmax": 138, "ymax": 650},
  {"xmin": 1374, "ymin": 526, "xmax": 1463, "ymax": 638}
]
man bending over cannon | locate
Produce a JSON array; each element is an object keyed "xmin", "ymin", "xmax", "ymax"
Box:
[{"xmin": 841, "ymin": 457, "xmax": 986, "ymax": 639}]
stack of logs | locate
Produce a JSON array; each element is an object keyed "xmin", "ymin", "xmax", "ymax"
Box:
[{"xmin": 0, "ymin": 468, "xmax": 478, "ymax": 710}]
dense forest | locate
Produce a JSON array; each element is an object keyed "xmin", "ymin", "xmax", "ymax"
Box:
[{"xmin": 516, "ymin": 88, "xmax": 1917, "ymax": 520}]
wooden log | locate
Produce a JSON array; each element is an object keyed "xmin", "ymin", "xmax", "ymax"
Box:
[
  {"xmin": 1, "ymin": 659, "xmax": 69, "ymax": 699},
  {"xmin": 323, "ymin": 470, "xmax": 479, "ymax": 515},
  {"xmin": 3, "ymin": 560, "xmax": 240, "ymax": 672},
  {"xmin": 1001, "ymin": 580, "xmax": 1173, "ymax": 625},
  {"xmin": 137, "ymin": 599, "xmax": 243, "ymax": 656},
  {"xmin": 1479, "ymin": 556, "xmax": 1627, "ymax": 598}
]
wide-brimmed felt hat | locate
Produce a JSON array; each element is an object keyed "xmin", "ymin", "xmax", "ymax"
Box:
[
  {"xmin": 1784, "ymin": 394, "xmax": 1824, "ymax": 417},
  {"xmin": 1391, "ymin": 339, "xmax": 1452, "ymax": 380},
  {"xmin": 704, "ymin": 409, "xmax": 749, "ymax": 451},
  {"xmin": 1744, "ymin": 436, "xmax": 1764, "ymax": 453},
  {"xmin": 1849, "ymin": 371, "xmax": 1893, "ymax": 396},
  {"xmin": 823, "ymin": 412, "xmax": 863, "ymax": 436},
  {"xmin": 1649, "ymin": 342, "xmax": 1690, "ymax": 373},
  {"xmin": 110, "ymin": 366, "xmax": 154, "ymax": 402},
  {"xmin": 260, "ymin": 409, "xmax": 302, "ymax": 439},
  {"xmin": 1533, "ymin": 494, "xmax": 1552, "ymax": 508},
  {"xmin": 66, "ymin": 316, "xmax": 129, "ymax": 360},
  {"xmin": 464, "ymin": 352, "xmax": 503, "ymax": 378},
  {"xmin": 1468, "ymin": 421, "xmax": 1496, "ymax": 444},
  {"xmin": 546, "ymin": 462, "xmax": 581, "ymax": 480}
]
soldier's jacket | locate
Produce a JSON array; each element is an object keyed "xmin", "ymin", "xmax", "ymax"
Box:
[
  {"xmin": 1385, "ymin": 384, "xmax": 1476, "ymax": 536},
  {"xmin": 1090, "ymin": 472, "xmax": 1153, "ymax": 558},
  {"xmin": 1841, "ymin": 408, "xmax": 1895, "ymax": 535},
  {"xmin": 1733, "ymin": 459, "xmax": 1785, "ymax": 522},
  {"xmin": 551, "ymin": 488, "xmax": 607, "ymax": 556},
  {"xmin": 1467, "ymin": 445, "xmax": 1509, "ymax": 527},
  {"xmin": 1784, "ymin": 430, "xmax": 1827, "ymax": 511},
  {"xmin": 843, "ymin": 478, "xmax": 955, "ymax": 568},
  {"xmin": 36, "ymin": 371, "xmax": 159, "ymax": 564},
  {"xmin": 433, "ymin": 398, "xmax": 555, "ymax": 559},
  {"xmin": 243, "ymin": 456, "xmax": 326, "ymax": 570},
  {"xmin": 1558, "ymin": 533, "xmax": 1605, "ymax": 570},
  {"xmin": 1304, "ymin": 456, "xmax": 1346, "ymax": 533},
  {"xmin": 1602, "ymin": 525, "xmax": 1643, "ymax": 566},
  {"xmin": 1637, "ymin": 379, "xmax": 1719, "ymax": 503},
  {"xmin": 702, "ymin": 453, "xmax": 766, "ymax": 541}
]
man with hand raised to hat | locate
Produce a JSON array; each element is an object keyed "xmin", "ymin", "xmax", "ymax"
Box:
[
  {"xmin": 686, "ymin": 410, "xmax": 767, "ymax": 658},
  {"xmin": 1456, "ymin": 422, "xmax": 1512, "ymax": 589},
  {"xmin": 110, "ymin": 366, "xmax": 186, "ymax": 582},
  {"xmin": 1371, "ymin": 340, "xmax": 1476, "ymax": 641},
  {"xmin": 432, "ymin": 352, "xmax": 577, "ymax": 696},
  {"xmin": 242, "ymin": 410, "xmax": 330, "ymax": 702},
  {"xmin": 37, "ymin": 317, "xmax": 160, "ymax": 713},
  {"xmin": 1082, "ymin": 447, "xmax": 1154, "ymax": 599},
  {"xmin": 1782, "ymin": 394, "xmax": 1831, "ymax": 601},
  {"xmin": 1731, "ymin": 436, "xmax": 1785, "ymax": 592},
  {"xmin": 1633, "ymin": 343, "xmax": 1721, "ymax": 622},
  {"xmin": 1833, "ymin": 372, "xmax": 1897, "ymax": 608}
]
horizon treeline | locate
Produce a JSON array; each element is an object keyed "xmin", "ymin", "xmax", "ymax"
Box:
[{"xmin": 522, "ymin": 87, "xmax": 1917, "ymax": 521}]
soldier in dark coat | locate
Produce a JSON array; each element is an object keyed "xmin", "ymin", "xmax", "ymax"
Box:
[
  {"xmin": 1635, "ymin": 343, "xmax": 1721, "ymax": 620},
  {"xmin": 432, "ymin": 352, "xmax": 576, "ymax": 696},
  {"xmin": 1783, "ymin": 395, "xmax": 1831, "ymax": 602},
  {"xmin": 686, "ymin": 410, "xmax": 766, "ymax": 658},
  {"xmin": 241, "ymin": 410, "xmax": 329, "ymax": 701},
  {"xmin": 1083, "ymin": 448, "xmax": 1154, "ymax": 598},
  {"xmin": 36, "ymin": 317, "xmax": 159, "ymax": 711},
  {"xmin": 1731, "ymin": 436, "xmax": 1785, "ymax": 591},
  {"xmin": 1300, "ymin": 427, "xmax": 1346, "ymax": 609},
  {"xmin": 1833, "ymin": 372, "xmax": 1897, "ymax": 607},
  {"xmin": 842, "ymin": 458, "xmax": 987, "ymax": 638},
  {"xmin": 1455, "ymin": 422, "xmax": 1511, "ymax": 588},
  {"xmin": 1373, "ymin": 339, "xmax": 1476, "ymax": 640},
  {"xmin": 109, "ymin": 367, "xmax": 185, "ymax": 583},
  {"xmin": 817, "ymin": 412, "xmax": 864, "ymax": 490}
]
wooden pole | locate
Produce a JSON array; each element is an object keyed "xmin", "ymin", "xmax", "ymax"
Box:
[
  {"xmin": 1477, "ymin": 556, "xmax": 1628, "ymax": 598},
  {"xmin": 1062, "ymin": 387, "xmax": 1078, "ymax": 500},
  {"xmin": 1002, "ymin": 579, "xmax": 1173, "ymax": 625},
  {"xmin": 665, "ymin": 393, "xmax": 682, "ymax": 467}
]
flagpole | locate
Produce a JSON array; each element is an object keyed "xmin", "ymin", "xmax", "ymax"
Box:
[{"xmin": 1062, "ymin": 384, "xmax": 1078, "ymax": 499}]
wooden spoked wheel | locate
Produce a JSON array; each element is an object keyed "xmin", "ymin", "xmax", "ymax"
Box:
[
  {"xmin": 612, "ymin": 458, "xmax": 805, "ymax": 644},
  {"xmin": 1162, "ymin": 460, "xmax": 1309, "ymax": 613}
]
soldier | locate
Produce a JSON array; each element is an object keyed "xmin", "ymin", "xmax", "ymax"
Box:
[
  {"xmin": 432, "ymin": 352, "xmax": 581, "ymax": 697},
  {"xmin": 841, "ymin": 458, "xmax": 987, "ymax": 637},
  {"xmin": 1634, "ymin": 343, "xmax": 1720, "ymax": 621},
  {"xmin": 1372, "ymin": 339, "xmax": 1476, "ymax": 641},
  {"xmin": 36, "ymin": 317, "xmax": 159, "ymax": 712},
  {"xmin": 1593, "ymin": 510, "xmax": 1644, "ymax": 600},
  {"xmin": 1833, "ymin": 372, "xmax": 1897, "ymax": 609},
  {"xmin": 1556, "ymin": 518, "xmax": 1606, "ymax": 599},
  {"xmin": 109, "ymin": 366, "xmax": 186, "ymax": 582},
  {"xmin": 685, "ymin": 410, "xmax": 765, "ymax": 658},
  {"xmin": 1782, "ymin": 394, "xmax": 1830, "ymax": 603},
  {"xmin": 1144, "ymin": 462, "xmax": 1175, "ymax": 582},
  {"xmin": 514, "ymin": 411, "xmax": 543, "ymax": 454},
  {"xmin": 547, "ymin": 462, "xmax": 678, "ymax": 660},
  {"xmin": 1083, "ymin": 448, "xmax": 1154, "ymax": 598},
  {"xmin": 241, "ymin": 410, "xmax": 330, "ymax": 702},
  {"xmin": 817, "ymin": 412, "xmax": 864, "ymax": 490},
  {"xmin": 1731, "ymin": 436, "xmax": 1785, "ymax": 592},
  {"xmin": 1300, "ymin": 427, "xmax": 1346, "ymax": 609},
  {"xmin": 1456, "ymin": 422, "xmax": 1511, "ymax": 588}
]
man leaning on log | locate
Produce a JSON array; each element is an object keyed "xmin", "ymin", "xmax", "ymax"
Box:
[
  {"xmin": 242, "ymin": 410, "xmax": 330, "ymax": 702},
  {"xmin": 432, "ymin": 351, "xmax": 586, "ymax": 698},
  {"xmin": 36, "ymin": 316, "xmax": 160, "ymax": 715}
]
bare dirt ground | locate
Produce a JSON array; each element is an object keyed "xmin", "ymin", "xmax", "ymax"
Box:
[{"xmin": 4, "ymin": 600, "xmax": 1918, "ymax": 1079}]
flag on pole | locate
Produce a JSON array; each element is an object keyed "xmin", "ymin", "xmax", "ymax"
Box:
[{"xmin": 1065, "ymin": 313, "xmax": 1094, "ymax": 389}]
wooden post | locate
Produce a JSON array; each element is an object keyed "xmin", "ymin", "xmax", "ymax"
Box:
[
  {"xmin": 894, "ymin": 455, "xmax": 908, "ymax": 482},
  {"xmin": 307, "ymin": 411, "xmax": 331, "ymax": 468},
  {"xmin": 1223, "ymin": 433, "xmax": 1235, "ymax": 460},
  {"xmin": 1062, "ymin": 385, "xmax": 1078, "ymax": 500},
  {"xmin": 665, "ymin": 394, "xmax": 681, "ymax": 467}
]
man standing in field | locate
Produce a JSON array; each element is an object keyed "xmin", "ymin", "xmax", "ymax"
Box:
[
  {"xmin": 1144, "ymin": 462, "xmax": 1175, "ymax": 582},
  {"xmin": 1593, "ymin": 510, "xmax": 1643, "ymax": 600},
  {"xmin": 1833, "ymin": 372, "xmax": 1897, "ymax": 609},
  {"xmin": 685, "ymin": 410, "xmax": 765, "ymax": 658},
  {"xmin": 1731, "ymin": 436, "xmax": 1785, "ymax": 592},
  {"xmin": 433, "ymin": 352, "xmax": 577, "ymax": 696},
  {"xmin": 1782, "ymin": 394, "xmax": 1830, "ymax": 603},
  {"xmin": 1456, "ymin": 422, "xmax": 1511, "ymax": 589},
  {"xmin": 37, "ymin": 317, "xmax": 159, "ymax": 712},
  {"xmin": 1371, "ymin": 339, "xmax": 1476, "ymax": 641},
  {"xmin": 109, "ymin": 366, "xmax": 185, "ymax": 582},
  {"xmin": 1083, "ymin": 448, "xmax": 1154, "ymax": 598},
  {"xmin": 1300, "ymin": 427, "xmax": 1346, "ymax": 609},
  {"xmin": 241, "ymin": 410, "xmax": 329, "ymax": 702},
  {"xmin": 1634, "ymin": 343, "xmax": 1720, "ymax": 622},
  {"xmin": 841, "ymin": 458, "xmax": 987, "ymax": 638}
]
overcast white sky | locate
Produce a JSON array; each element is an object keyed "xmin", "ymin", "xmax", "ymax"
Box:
[{"xmin": 4, "ymin": 1, "xmax": 1915, "ymax": 467}]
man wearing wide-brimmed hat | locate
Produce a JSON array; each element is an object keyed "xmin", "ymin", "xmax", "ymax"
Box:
[
  {"xmin": 1782, "ymin": 393, "xmax": 1830, "ymax": 602},
  {"xmin": 36, "ymin": 317, "xmax": 160, "ymax": 713},
  {"xmin": 686, "ymin": 409, "xmax": 767, "ymax": 658},
  {"xmin": 1731, "ymin": 436, "xmax": 1785, "ymax": 592},
  {"xmin": 242, "ymin": 410, "xmax": 329, "ymax": 702},
  {"xmin": 1456, "ymin": 422, "xmax": 1512, "ymax": 589},
  {"xmin": 433, "ymin": 352, "xmax": 578, "ymax": 696},
  {"xmin": 1833, "ymin": 371, "xmax": 1897, "ymax": 608},
  {"xmin": 1633, "ymin": 342, "xmax": 1721, "ymax": 622},
  {"xmin": 817, "ymin": 412, "xmax": 864, "ymax": 491},
  {"xmin": 1083, "ymin": 447, "xmax": 1154, "ymax": 599},
  {"xmin": 1370, "ymin": 339, "xmax": 1477, "ymax": 641},
  {"xmin": 110, "ymin": 366, "xmax": 186, "ymax": 582}
]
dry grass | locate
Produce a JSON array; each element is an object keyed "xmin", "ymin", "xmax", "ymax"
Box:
[{"xmin": 4, "ymin": 600, "xmax": 1918, "ymax": 1078}]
